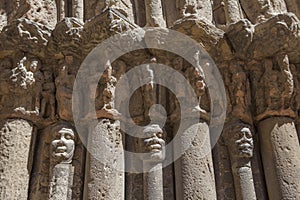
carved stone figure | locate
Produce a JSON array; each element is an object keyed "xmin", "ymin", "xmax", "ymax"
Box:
[
  {"xmin": 226, "ymin": 126, "xmax": 254, "ymax": 158},
  {"xmin": 184, "ymin": 65, "xmax": 206, "ymax": 113},
  {"xmin": 30, "ymin": 122, "xmax": 84, "ymax": 199},
  {"xmin": 223, "ymin": 122, "xmax": 257, "ymax": 200},
  {"xmin": 259, "ymin": 53, "xmax": 294, "ymax": 118},
  {"xmin": 49, "ymin": 123, "xmax": 76, "ymax": 199},
  {"xmin": 55, "ymin": 64, "xmax": 75, "ymax": 121},
  {"xmin": 50, "ymin": 126, "xmax": 75, "ymax": 164},
  {"xmin": 40, "ymin": 70, "xmax": 56, "ymax": 119},
  {"xmin": 239, "ymin": 0, "xmax": 288, "ymax": 23},
  {"xmin": 139, "ymin": 124, "xmax": 165, "ymax": 200},
  {"xmin": 176, "ymin": 0, "xmax": 213, "ymax": 21},
  {"xmin": 1, "ymin": 1, "xmax": 300, "ymax": 199},
  {"xmin": 140, "ymin": 124, "xmax": 165, "ymax": 162},
  {"xmin": 144, "ymin": 0, "xmax": 166, "ymax": 27}
]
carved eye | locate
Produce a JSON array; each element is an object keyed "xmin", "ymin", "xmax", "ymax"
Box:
[
  {"xmin": 240, "ymin": 129, "xmax": 252, "ymax": 139},
  {"xmin": 245, "ymin": 131, "xmax": 252, "ymax": 139},
  {"xmin": 64, "ymin": 133, "xmax": 74, "ymax": 140},
  {"xmin": 156, "ymin": 132, "xmax": 163, "ymax": 138}
]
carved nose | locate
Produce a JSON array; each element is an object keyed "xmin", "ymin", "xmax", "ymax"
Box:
[{"xmin": 57, "ymin": 138, "xmax": 66, "ymax": 146}]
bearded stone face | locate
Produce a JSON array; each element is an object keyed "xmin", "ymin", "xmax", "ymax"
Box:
[{"xmin": 51, "ymin": 127, "xmax": 75, "ymax": 163}]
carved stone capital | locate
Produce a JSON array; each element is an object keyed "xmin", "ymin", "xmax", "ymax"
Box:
[{"xmin": 248, "ymin": 54, "xmax": 297, "ymax": 121}]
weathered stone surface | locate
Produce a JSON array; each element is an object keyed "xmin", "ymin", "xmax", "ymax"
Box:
[
  {"xmin": 84, "ymin": 119, "xmax": 124, "ymax": 200},
  {"xmin": 24, "ymin": 0, "xmax": 57, "ymax": 28},
  {"xmin": 223, "ymin": 122, "xmax": 257, "ymax": 200},
  {"xmin": 1, "ymin": 1, "xmax": 300, "ymax": 199},
  {"xmin": 223, "ymin": 0, "xmax": 243, "ymax": 24},
  {"xmin": 29, "ymin": 121, "xmax": 85, "ymax": 199},
  {"xmin": 258, "ymin": 117, "xmax": 300, "ymax": 200},
  {"xmin": 0, "ymin": 119, "xmax": 34, "ymax": 199},
  {"xmin": 174, "ymin": 122, "xmax": 217, "ymax": 200},
  {"xmin": 176, "ymin": 0, "xmax": 213, "ymax": 22}
]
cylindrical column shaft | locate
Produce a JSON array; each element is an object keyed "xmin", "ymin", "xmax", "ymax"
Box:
[
  {"xmin": 258, "ymin": 117, "xmax": 300, "ymax": 200},
  {"xmin": 224, "ymin": 0, "xmax": 242, "ymax": 24},
  {"xmin": 232, "ymin": 164, "xmax": 256, "ymax": 200},
  {"xmin": 83, "ymin": 119, "xmax": 124, "ymax": 200},
  {"xmin": 73, "ymin": 0, "xmax": 84, "ymax": 22},
  {"xmin": 0, "ymin": 119, "xmax": 34, "ymax": 199},
  {"xmin": 49, "ymin": 164, "xmax": 73, "ymax": 199},
  {"xmin": 145, "ymin": 0, "xmax": 166, "ymax": 27},
  {"xmin": 174, "ymin": 122, "xmax": 217, "ymax": 200},
  {"xmin": 143, "ymin": 162, "xmax": 164, "ymax": 200}
]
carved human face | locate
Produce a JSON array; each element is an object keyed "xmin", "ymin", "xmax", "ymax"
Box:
[
  {"xmin": 173, "ymin": 57, "xmax": 183, "ymax": 71},
  {"xmin": 29, "ymin": 59, "xmax": 40, "ymax": 72},
  {"xmin": 141, "ymin": 125, "xmax": 165, "ymax": 162},
  {"xmin": 51, "ymin": 127, "xmax": 75, "ymax": 163},
  {"xmin": 233, "ymin": 127, "xmax": 253, "ymax": 158}
]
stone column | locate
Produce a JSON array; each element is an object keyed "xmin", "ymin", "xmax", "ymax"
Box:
[
  {"xmin": 174, "ymin": 122, "xmax": 217, "ymax": 200},
  {"xmin": 49, "ymin": 123, "xmax": 76, "ymax": 200},
  {"xmin": 224, "ymin": 0, "xmax": 243, "ymax": 24},
  {"xmin": 258, "ymin": 117, "xmax": 300, "ymax": 200},
  {"xmin": 49, "ymin": 164, "xmax": 74, "ymax": 199},
  {"xmin": 239, "ymin": 0, "xmax": 274, "ymax": 23},
  {"xmin": 145, "ymin": 0, "xmax": 166, "ymax": 27},
  {"xmin": 143, "ymin": 162, "xmax": 164, "ymax": 200},
  {"xmin": 83, "ymin": 119, "xmax": 124, "ymax": 200},
  {"xmin": 231, "ymin": 163, "xmax": 256, "ymax": 200},
  {"xmin": 176, "ymin": 0, "xmax": 213, "ymax": 22},
  {"xmin": 139, "ymin": 124, "xmax": 165, "ymax": 200},
  {"xmin": 223, "ymin": 122, "xmax": 257, "ymax": 200},
  {"xmin": 73, "ymin": 0, "xmax": 84, "ymax": 22},
  {"xmin": 58, "ymin": 0, "xmax": 66, "ymax": 21},
  {"xmin": 0, "ymin": 119, "xmax": 34, "ymax": 199}
]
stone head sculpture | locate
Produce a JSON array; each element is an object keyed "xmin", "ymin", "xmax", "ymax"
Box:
[
  {"xmin": 224, "ymin": 123, "xmax": 254, "ymax": 159},
  {"xmin": 140, "ymin": 124, "xmax": 166, "ymax": 162},
  {"xmin": 50, "ymin": 123, "xmax": 76, "ymax": 164}
]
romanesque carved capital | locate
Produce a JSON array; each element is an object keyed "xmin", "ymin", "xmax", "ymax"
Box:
[
  {"xmin": 81, "ymin": 8, "xmax": 137, "ymax": 56},
  {"xmin": 225, "ymin": 19, "xmax": 254, "ymax": 59},
  {"xmin": 222, "ymin": 60, "xmax": 252, "ymax": 124},
  {"xmin": 49, "ymin": 17, "xmax": 83, "ymax": 59},
  {"xmin": 0, "ymin": 53, "xmax": 57, "ymax": 127},
  {"xmin": 249, "ymin": 13, "xmax": 300, "ymax": 62},
  {"xmin": 248, "ymin": 53, "xmax": 296, "ymax": 121},
  {"xmin": 172, "ymin": 16, "xmax": 224, "ymax": 57},
  {"xmin": 0, "ymin": 18, "xmax": 50, "ymax": 56}
]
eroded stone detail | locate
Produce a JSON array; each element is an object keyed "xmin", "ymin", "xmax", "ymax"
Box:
[
  {"xmin": 49, "ymin": 123, "xmax": 76, "ymax": 199},
  {"xmin": 139, "ymin": 124, "xmax": 165, "ymax": 200},
  {"xmin": 0, "ymin": 119, "xmax": 34, "ymax": 199},
  {"xmin": 223, "ymin": 122, "xmax": 257, "ymax": 200},
  {"xmin": 30, "ymin": 122, "xmax": 84, "ymax": 199},
  {"xmin": 1, "ymin": 1, "xmax": 300, "ymax": 200}
]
